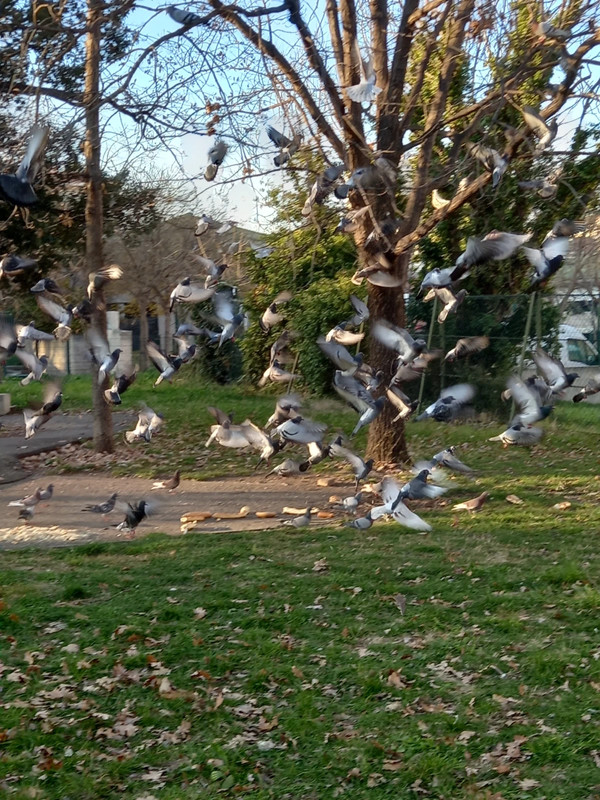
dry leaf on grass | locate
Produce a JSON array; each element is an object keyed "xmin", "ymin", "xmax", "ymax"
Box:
[
  {"xmin": 313, "ymin": 558, "xmax": 329, "ymax": 572},
  {"xmin": 506, "ymin": 495, "xmax": 523, "ymax": 505}
]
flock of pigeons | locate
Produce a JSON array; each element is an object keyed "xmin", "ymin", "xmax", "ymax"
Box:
[{"xmin": 1, "ymin": 20, "xmax": 599, "ymax": 534}]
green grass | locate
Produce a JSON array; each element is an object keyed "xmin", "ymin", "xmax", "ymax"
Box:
[{"xmin": 1, "ymin": 396, "xmax": 600, "ymax": 798}]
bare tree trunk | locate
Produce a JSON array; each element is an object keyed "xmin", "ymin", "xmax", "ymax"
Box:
[
  {"xmin": 138, "ymin": 297, "xmax": 149, "ymax": 370},
  {"xmin": 84, "ymin": 0, "xmax": 113, "ymax": 453},
  {"xmin": 365, "ymin": 253, "xmax": 410, "ymax": 465}
]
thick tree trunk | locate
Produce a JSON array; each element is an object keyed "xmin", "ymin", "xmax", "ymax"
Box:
[
  {"xmin": 84, "ymin": 0, "xmax": 113, "ymax": 453},
  {"xmin": 365, "ymin": 252, "xmax": 410, "ymax": 465}
]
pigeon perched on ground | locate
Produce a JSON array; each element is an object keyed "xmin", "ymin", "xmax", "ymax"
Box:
[
  {"xmin": 284, "ymin": 508, "xmax": 311, "ymax": 528},
  {"xmin": 152, "ymin": 470, "xmax": 181, "ymax": 492},
  {"xmin": 267, "ymin": 125, "xmax": 301, "ymax": 166},
  {"xmin": 204, "ymin": 140, "xmax": 228, "ymax": 181},
  {"xmin": 416, "ymin": 383, "xmax": 476, "ymax": 422},
  {"xmin": 39, "ymin": 484, "xmax": 54, "ymax": 502},
  {"xmin": 116, "ymin": 500, "xmax": 150, "ymax": 537},
  {"xmin": 82, "ymin": 493, "xmax": 118, "ymax": 515},
  {"xmin": 573, "ymin": 375, "xmax": 600, "ymax": 403},
  {"xmin": 0, "ymin": 254, "xmax": 37, "ymax": 278},
  {"xmin": 18, "ymin": 506, "xmax": 35, "ymax": 522},
  {"xmin": 430, "ymin": 446, "xmax": 474, "ymax": 474},
  {"xmin": 266, "ymin": 458, "xmax": 311, "ymax": 477},
  {"xmin": 0, "ymin": 125, "xmax": 49, "ymax": 224},
  {"xmin": 9, "ymin": 487, "xmax": 43, "ymax": 507},
  {"xmin": 345, "ymin": 511, "xmax": 374, "ymax": 530},
  {"xmin": 489, "ymin": 424, "xmax": 544, "ymax": 447},
  {"xmin": 533, "ymin": 347, "xmax": 578, "ymax": 394},
  {"xmin": 453, "ymin": 491, "xmax": 490, "ymax": 512},
  {"xmin": 329, "ymin": 441, "xmax": 373, "ymax": 490}
]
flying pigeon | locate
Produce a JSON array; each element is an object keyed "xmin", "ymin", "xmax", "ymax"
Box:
[
  {"xmin": 30, "ymin": 277, "xmax": 62, "ymax": 295},
  {"xmin": 520, "ymin": 106, "xmax": 558, "ymax": 154},
  {"xmin": 465, "ymin": 141, "xmax": 508, "ymax": 186},
  {"xmin": 104, "ymin": 368, "xmax": 137, "ymax": 405},
  {"xmin": 419, "ymin": 266, "xmax": 455, "ymax": 294},
  {"xmin": 87, "ymin": 264, "xmax": 123, "ymax": 300},
  {"xmin": 258, "ymin": 360, "xmax": 301, "ymax": 388},
  {"xmin": 336, "ymin": 206, "xmax": 370, "ymax": 234},
  {"xmin": 23, "ymin": 385, "xmax": 62, "ymax": 439},
  {"xmin": 152, "ymin": 470, "xmax": 181, "ymax": 491},
  {"xmin": 332, "ymin": 371, "xmax": 382, "ymax": 435},
  {"xmin": 329, "ymin": 441, "xmax": 373, "ymax": 490},
  {"xmin": 147, "ymin": 341, "xmax": 182, "ymax": 386},
  {"xmin": 16, "ymin": 350, "xmax": 48, "ymax": 385},
  {"xmin": 32, "ymin": 290, "xmax": 72, "ymax": 341},
  {"xmin": 173, "ymin": 337, "xmax": 196, "ymax": 363},
  {"xmin": 573, "ymin": 375, "xmax": 600, "ymax": 403},
  {"xmin": 87, "ymin": 327, "xmax": 122, "ymax": 382},
  {"xmin": 266, "ymin": 458, "xmax": 311, "ymax": 477},
  {"xmin": 430, "ymin": 446, "xmax": 473, "ymax": 474},
  {"xmin": 507, "ymin": 375, "xmax": 552, "ymax": 426},
  {"xmin": 125, "ymin": 406, "xmax": 164, "ymax": 443},
  {"xmin": 370, "ymin": 477, "xmax": 432, "ymax": 532},
  {"xmin": 533, "ymin": 347, "xmax": 578, "ymax": 394},
  {"xmin": 266, "ymin": 394, "xmax": 303, "ymax": 428},
  {"xmin": 260, "ymin": 290, "xmax": 292, "ymax": 332},
  {"xmin": 72, "ymin": 298, "xmax": 92, "ymax": 323},
  {"xmin": 302, "ymin": 164, "xmax": 346, "ymax": 216},
  {"xmin": 416, "ymin": 383, "xmax": 476, "ymax": 422},
  {"xmin": 116, "ymin": 500, "xmax": 151, "ymax": 537},
  {"xmin": 0, "ymin": 124, "xmax": 49, "ymax": 223},
  {"xmin": 0, "ymin": 254, "xmax": 37, "ymax": 278},
  {"xmin": 169, "ymin": 278, "xmax": 215, "ymax": 312},
  {"xmin": 267, "ymin": 125, "xmax": 301, "ymax": 166},
  {"xmin": 343, "ymin": 294, "xmax": 369, "ymax": 328},
  {"xmin": 276, "ymin": 416, "xmax": 327, "ymax": 446},
  {"xmin": 431, "ymin": 189, "xmax": 450, "ymax": 209},
  {"xmin": 398, "ymin": 470, "xmax": 447, "ymax": 501},
  {"xmin": 346, "ymin": 45, "xmax": 382, "ymax": 104},
  {"xmin": 533, "ymin": 20, "xmax": 572, "ymax": 42},
  {"xmin": 82, "ymin": 492, "xmax": 118, "ymax": 515},
  {"xmin": 444, "ymin": 336, "xmax": 490, "ymax": 361},
  {"xmin": 317, "ymin": 336, "xmax": 362, "ymax": 375},
  {"xmin": 451, "ymin": 231, "xmax": 532, "ymax": 281},
  {"xmin": 489, "ymin": 424, "xmax": 544, "ymax": 447},
  {"xmin": 372, "ymin": 320, "xmax": 426, "ymax": 366},
  {"xmin": 15, "ymin": 321, "xmax": 54, "ymax": 347},
  {"xmin": 166, "ymin": 5, "xmax": 203, "ymax": 25},
  {"xmin": 522, "ymin": 221, "xmax": 577, "ymax": 289},
  {"xmin": 424, "ymin": 286, "xmax": 467, "ymax": 323},
  {"xmin": 204, "ymin": 140, "xmax": 228, "ymax": 181},
  {"xmin": 386, "ymin": 386, "xmax": 418, "ymax": 422},
  {"xmin": 325, "ymin": 323, "xmax": 364, "ymax": 346},
  {"xmin": 517, "ymin": 176, "xmax": 558, "ymax": 199}
]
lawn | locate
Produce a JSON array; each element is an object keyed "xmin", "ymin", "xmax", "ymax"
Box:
[{"xmin": 1, "ymin": 379, "xmax": 600, "ymax": 798}]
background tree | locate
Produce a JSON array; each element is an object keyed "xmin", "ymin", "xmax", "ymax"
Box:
[{"xmin": 157, "ymin": 0, "xmax": 600, "ymax": 462}]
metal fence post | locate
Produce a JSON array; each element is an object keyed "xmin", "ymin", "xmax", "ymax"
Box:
[{"xmin": 416, "ymin": 298, "xmax": 438, "ymax": 412}]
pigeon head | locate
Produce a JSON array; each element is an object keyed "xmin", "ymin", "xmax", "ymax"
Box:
[{"xmin": 566, "ymin": 373, "xmax": 579, "ymax": 386}]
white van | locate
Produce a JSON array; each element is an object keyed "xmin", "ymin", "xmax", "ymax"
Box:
[{"xmin": 522, "ymin": 325, "xmax": 600, "ymax": 403}]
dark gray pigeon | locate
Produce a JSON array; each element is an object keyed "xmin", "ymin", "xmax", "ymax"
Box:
[{"xmin": 416, "ymin": 383, "xmax": 475, "ymax": 422}]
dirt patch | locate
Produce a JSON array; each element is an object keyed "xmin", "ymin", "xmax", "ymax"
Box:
[{"xmin": 0, "ymin": 473, "xmax": 362, "ymax": 550}]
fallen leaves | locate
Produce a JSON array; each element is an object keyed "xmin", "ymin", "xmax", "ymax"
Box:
[{"xmin": 312, "ymin": 558, "xmax": 329, "ymax": 572}]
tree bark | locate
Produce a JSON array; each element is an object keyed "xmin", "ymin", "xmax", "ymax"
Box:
[
  {"xmin": 84, "ymin": 0, "xmax": 113, "ymax": 453},
  {"xmin": 365, "ymin": 252, "xmax": 410, "ymax": 465}
]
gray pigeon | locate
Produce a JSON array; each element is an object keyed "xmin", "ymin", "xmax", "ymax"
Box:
[
  {"xmin": 573, "ymin": 375, "xmax": 600, "ymax": 403},
  {"xmin": 489, "ymin": 424, "xmax": 544, "ymax": 447},
  {"xmin": 465, "ymin": 141, "xmax": 508, "ymax": 187},
  {"xmin": 205, "ymin": 140, "xmax": 228, "ymax": 181},
  {"xmin": 398, "ymin": 470, "xmax": 447, "ymax": 501},
  {"xmin": 166, "ymin": 5, "xmax": 203, "ymax": 25},
  {"xmin": 533, "ymin": 347, "xmax": 578, "ymax": 394},
  {"xmin": 82, "ymin": 493, "xmax": 118, "ymax": 515},
  {"xmin": 416, "ymin": 383, "xmax": 475, "ymax": 422},
  {"xmin": 329, "ymin": 441, "xmax": 373, "ymax": 490},
  {"xmin": 0, "ymin": 125, "xmax": 49, "ymax": 220}
]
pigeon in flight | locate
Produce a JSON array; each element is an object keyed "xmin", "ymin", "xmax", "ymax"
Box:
[
  {"xmin": 15, "ymin": 321, "xmax": 54, "ymax": 347},
  {"xmin": 276, "ymin": 416, "xmax": 327, "ymax": 446},
  {"xmin": 343, "ymin": 294, "xmax": 369, "ymax": 328},
  {"xmin": 325, "ymin": 323, "xmax": 364, "ymax": 346},
  {"xmin": 267, "ymin": 125, "xmax": 301, "ymax": 167},
  {"xmin": 398, "ymin": 470, "xmax": 447, "ymax": 501},
  {"xmin": 318, "ymin": 336, "xmax": 362, "ymax": 375},
  {"xmin": 0, "ymin": 254, "xmax": 37, "ymax": 278},
  {"xmin": 533, "ymin": 347, "xmax": 578, "ymax": 394},
  {"xmin": 169, "ymin": 278, "xmax": 215, "ymax": 312},
  {"xmin": 370, "ymin": 477, "xmax": 432, "ymax": 532},
  {"xmin": 453, "ymin": 491, "xmax": 490, "ymax": 512},
  {"xmin": 506, "ymin": 375, "xmax": 552, "ymax": 426},
  {"xmin": 104, "ymin": 368, "xmax": 137, "ymax": 405},
  {"xmin": 346, "ymin": 44, "xmax": 382, "ymax": 104},
  {"xmin": 266, "ymin": 458, "xmax": 311, "ymax": 477},
  {"xmin": 147, "ymin": 341, "xmax": 182, "ymax": 386},
  {"xmin": 522, "ymin": 221, "xmax": 578, "ymax": 290},
  {"xmin": 416, "ymin": 383, "xmax": 476, "ymax": 422},
  {"xmin": 372, "ymin": 320, "xmax": 426, "ymax": 366},
  {"xmin": 429, "ymin": 446, "xmax": 474, "ymax": 474},
  {"xmin": 465, "ymin": 141, "xmax": 508, "ymax": 186},
  {"xmin": 32, "ymin": 290, "xmax": 72, "ymax": 341},
  {"xmin": 0, "ymin": 125, "xmax": 49, "ymax": 225},
  {"xmin": 520, "ymin": 106, "xmax": 558, "ymax": 154},
  {"xmin": 302, "ymin": 164, "xmax": 346, "ymax": 216},
  {"xmin": 444, "ymin": 336, "xmax": 490, "ymax": 361},
  {"xmin": 419, "ymin": 266, "xmax": 455, "ymax": 295},
  {"xmin": 116, "ymin": 500, "xmax": 151, "ymax": 537},
  {"xmin": 517, "ymin": 177, "xmax": 558, "ymax": 200},
  {"xmin": 573, "ymin": 375, "xmax": 600, "ymax": 403},
  {"xmin": 125, "ymin": 405, "xmax": 164, "ymax": 443},
  {"xmin": 451, "ymin": 231, "xmax": 532, "ymax": 281},
  {"xmin": 423, "ymin": 286, "xmax": 467, "ymax": 323},
  {"xmin": 260, "ymin": 290, "xmax": 292, "ymax": 332},
  {"xmin": 489, "ymin": 424, "xmax": 544, "ymax": 447},
  {"xmin": 167, "ymin": 5, "xmax": 203, "ymax": 25},
  {"xmin": 329, "ymin": 440, "xmax": 373, "ymax": 490},
  {"xmin": 87, "ymin": 264, "xmax": 123, "ymax": 301},
  {"xmin": 87, "ymin": 327, "xmax": 122, "ymax": 382},
  {"xmin": 386, "ymin": 386, "xmax": 418, "ymax": 421},
  {"xmin": 266, "ymin": 394, "xmax": 303, "ymax": 428},
  {"xmin": 204, "ymin": 140, "xmax": 228, "ymax": 181},
  {"xmin": 82, "ymin": 492, "xmax": 118, "ymax": 515},
  {"xmin": 333, "ymin": 371, "xmax": 383, "ymax": 435},
  {"xmin": 16, "ymin": 350, "xmax": 48, "ymax": 385},
  {"xmin": 258, "ymin": 360, "xmax": 301, "ymax": 388},
  {"xmin": 23, "ymin": 384, "xmax": 62, "ymax": 439}
]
